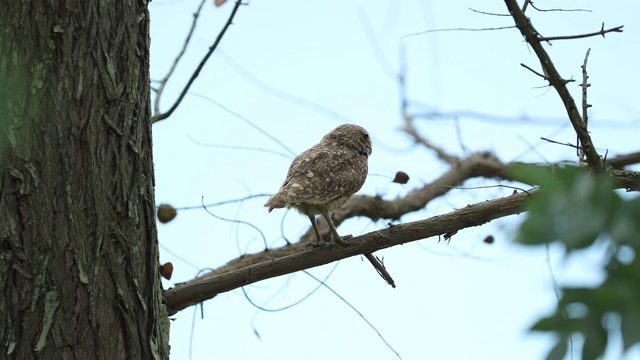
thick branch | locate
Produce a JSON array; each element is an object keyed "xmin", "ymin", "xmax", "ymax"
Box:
[
  {"xmin": 163, "ymin": 152, "xmax": 640, "ymax": 314},
  {"xmin": 503, "ymin": 0, "xmax": 607, "ymax": 171},
  {"xmin": 608, "ymin": 151, "xmax": 640, "ymax": 170},
  {"xmin": 164, "ymin": 191, "xmax": 530, "ymax": 314},
  {"xmin": 180, "ymin": 152, "xmax": 640, "ymax": 283}
]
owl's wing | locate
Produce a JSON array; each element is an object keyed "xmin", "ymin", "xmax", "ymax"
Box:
[{"xmin": 275, "ymin": 145, "xmax": 368, "ymax": 206}]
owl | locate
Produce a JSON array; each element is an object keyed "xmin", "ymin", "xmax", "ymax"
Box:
[{"xmin": 264, "ymin": 124, "xmax": 372, "ymax": 246}]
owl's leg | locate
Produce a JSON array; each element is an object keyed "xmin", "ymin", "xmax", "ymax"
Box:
[
  {"xmin": 307, "ymin": 214, "xmax": 330, "ymax": 247},
  {"xmin": 321, "ymin": 212, "xmax": 350, "ymax": 246}
]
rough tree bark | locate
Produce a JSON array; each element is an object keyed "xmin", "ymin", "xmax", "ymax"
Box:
[{"xmin": 0, "ymin": 2, "xmax": 168, "ymax": 359}]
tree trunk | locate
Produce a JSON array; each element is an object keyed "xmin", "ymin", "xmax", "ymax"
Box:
[{"xmin": 0, "ymin": 2, "xmax": 168, "ymax": 359}]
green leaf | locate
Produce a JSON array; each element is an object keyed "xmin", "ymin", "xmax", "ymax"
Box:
[
  {"xmin": 509, "ymin": 164, "xmax": 558, "ymax": 187},
  {"xmin": 610, "ymin": 198, "xmax": 640, "ymax": 245},
  {"xmin": 582, "ymin": 318, "xmax": 607, "ymax": 360},
  {"xmin": 515, "ymin": 166, "xmax": 640, "ymax": 360},
  {"xmin": 517, "ymin": 166, "xmax": 619, "ymax": 251},
  {"xmin": 546, "ymin": 339, "xmax": 568, "ymax": 360},
  {"xmin": 620, "ymin": 310, "xmax": 640, "ymax": 351},
  {"xmin": 531, "ymin": 316, "xmax": 565, "ymax": 332}
]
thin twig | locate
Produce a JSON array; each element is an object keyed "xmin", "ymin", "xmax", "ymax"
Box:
[
  {"xmin": 401, "ymin": 26, "xmax": 515, "ymax": 39},
  {"xmin": 520, "ymin": 63, "xmax": 548, "ymax": 80},
  {"xmin": 579, "ymin": 48, "xmax": 592, "ymax": 162},
  {"xmin": 403, "ymin": 117, "xmax": 458, "ymax": 165},
  {"xmin": 219, "ymin": 53, "xmax": 354, "ymax": 124},
  {"xmin": 189, "ymin": 92, "xmax": 297, "ymax": 157},
  {"xmin": 363, "ymin": 254, "xmax": 396, "ymax": 288},
  {"xmin": 201, "ymin": 196, "xmax": 268, "ymax": 251},
  {"xmin": 541, "ymin": 137, "xmax": 581, "ymax": 150},
  {"xmin": 187, "ymin": 138, "xmax": 293, "ymax": 160},
  {"xmin": 468, "ymin": 8, "xmax": 510, "ymax": 17},
  {"xmin": 529, "ymin": 2, "xmax": 591, "ymax": 13},
  {"xmin": 520, "ymin": 63, "xmax": 574, "ymax": 84},
  {"xmin": 152, "ymin": 0, "xmax": 244, "ymax": 123},
  {"xmin": 358, "ymin": 7, "xmax": 396, "ymax": 79},
  {"xmin": 303, "ymin": 271, "xmax": 402, "ymax": 359},
  {"xmin": 397, "ymin": 43, "xmax": 409, "ymax": 134},
  {"xmin": 153, "ymin": 0, "xmax": 206, "ymax": 117},
  {"xmin": 538, "ymin": 24, "xmax": 623, "ymax": 42},
  {"xmin": 397, "ymin": 40, "xmax": 457, "ymax": 165}
]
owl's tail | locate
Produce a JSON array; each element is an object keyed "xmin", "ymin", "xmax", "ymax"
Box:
[{"xmin": 264, "ymin": 194, "xmax": 286, "ymax": 212}]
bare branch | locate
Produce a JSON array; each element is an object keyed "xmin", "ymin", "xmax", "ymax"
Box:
[
  {"xmin": 164, "ymin": 191, "xmax": 531, "ymax": 314},
  {"xmin": 163, "ymin": 153, "xmax": 640, "ymax": 314},
  {"xmin": 189, "ymin": 93, "xmax": 297, "ymax": 156},
  {"xmin": 579, "ymin": 48, "xmax": 592, "ymax": 161},
  {"xmin": 403, "ymin": 116, "xmax": 459, "ymax": 164},
  {"xmin": 468, "ymin": 8, "xmax": 511, "ymax": 17},
  {"xmin": 401, "ymin": 26, "xmax": 515, "ymax": 39},
  {"xmin": 398, "ymin": 44, "xmax": 459, "ymax": 165},
  {"xmin": 608, "ymin": 151, "xmax": 640, "ymax": 170},
  {"xmin": 153, "ymin": 0, "xmax": 206, "ymax": 117},
  {"xmin": 364, "ymin": 253, "xmax": 396, "ymax": 288},
  {"xmin": 528, "ymin": 2, "xmax": 592, "ymax": 13},
  {"xmin": 541, "ymin": 137, "xmax": 580, "ymax": 150},
  {"xmin": 151, "ymin": 0, "xmax": 243, "ymax": 123},
  {"xmin": 503, "ymin": 0, "xmax": 606, "ymax": 171},
  {"xmin": 520, "ymin": 63, "xmax": 548, "ymax": 80},
  {"xmin": 539, "ymin": 23, "xmax": 623, "ymax": 42}
]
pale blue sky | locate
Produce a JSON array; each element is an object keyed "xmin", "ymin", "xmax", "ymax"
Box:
[{"xmin": 149, "ymin": 1, "xmax": 640, "ymax": 359}]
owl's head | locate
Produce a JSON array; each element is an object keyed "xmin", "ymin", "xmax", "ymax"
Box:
[{"xmin": 323, "ymin": 124, "xmax": 372, "ymax": 157}]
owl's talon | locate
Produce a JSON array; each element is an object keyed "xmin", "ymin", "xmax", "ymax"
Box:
[
  {"xmin": 334, "ymin": 235, "xmax": 352, "ymax": 247},
  {"xmin": 308, "ymin": 240, "xmax": 330, "ymax": 248}
]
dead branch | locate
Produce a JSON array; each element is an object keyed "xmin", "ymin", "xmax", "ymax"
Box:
[
  {"xmin": 527, "ymin": 2, "xmax": 591, "ymax": 13},
  {"xmin": 538, "ymin": 23, "xmax": 623, "ymax": 42},
  {"xmin": 503, "ymin": 0, "xmax": 612, "ymax": 171},
  {"xmin": 151, "ymin": 0, "xmax": 243, "ymax": 123},
  {"xmin": 578, "ymin": 48, "xmax": 592, "ymax": 162},
  {"xmin": 153, "ymin": 0, "xmax": 206, "ymax": 118},
  {"xmin": 364, "ymin": 253, "xmax": 396, "ymax": 288},
  {"xmin": 541, "ymin": 137, "xmax": 580, "ymax": 150},
  {"xmin": 164, "ymin": 190, "xmax": 531, "ymax": 314},
  {"xmin": 401, "ymin": 26, "xmax": 515, "ymax": 39},
  {"xmin": 520, "ymin": 63, "xmax": 549, "ymax": 81},
  {"xmin": 163, "ymin": 152, "xmax": 640, "ymax": 314},
  {"xmin": 402, "ymin": 116, "xmax": 459, "ymax": 164}
]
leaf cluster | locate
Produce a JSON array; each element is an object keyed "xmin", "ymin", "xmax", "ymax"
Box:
[{"xmin": 514, "ymin": 166, "xmax": 640, "ymax": 360}]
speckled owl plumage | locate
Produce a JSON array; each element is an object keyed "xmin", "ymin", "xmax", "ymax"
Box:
[{"xmin": 265, "ymin": 124, "xmax": 372, "ymax": 246}]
